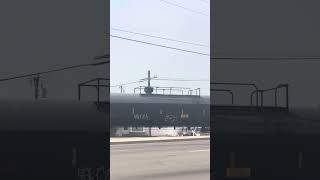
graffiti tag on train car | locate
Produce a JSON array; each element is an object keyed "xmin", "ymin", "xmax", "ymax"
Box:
[
  {"xmin": 164, "ymin": 114, "xmax": 177, "ymax": 122},
  {"xmin": 180, "ymin": 109, "xmax": 189, "ymax": 119},
  {"xmin": 133, "ymin": 113, "xmax": 150, "ymax": 120},
  {"xmin": 132, "ymin": 107, "xmax": 150, "ymax": 121}
]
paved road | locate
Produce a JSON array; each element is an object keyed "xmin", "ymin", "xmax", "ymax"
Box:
[{"xmin": 110, "ymin": 139, "xmax": 210, "ymax": 180}]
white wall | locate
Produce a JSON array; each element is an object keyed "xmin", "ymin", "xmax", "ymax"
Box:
[{"xmin": 113, "ymin": 127, "xmax": 187, "ymax": 137}]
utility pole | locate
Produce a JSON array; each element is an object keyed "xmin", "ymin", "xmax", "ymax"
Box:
[
  {"xmin": 148, "ymin": 70, "xmax": 151, "ymax": 88},
  {"xmin": 0, "ymin": 59, "xmax": 108, "ymax": 100},
  {"xmin": 119, "ymin": 85, "xmax": 124, "ymax": 93},
  {"xmin": 29, "ymin": 75, "xmax": 48, "ymax": 99},
  {"xmin": 147, "ymin": 70, "xmax": 152, "ymax": 136},
  {"xmin": 33, "ymin": 74, "xmax": 40, "ymax": 100}
]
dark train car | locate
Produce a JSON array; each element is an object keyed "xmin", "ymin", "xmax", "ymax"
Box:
[
  {"xmin": 212, "ymin": 84, "xmax": 320, "ymax": 179},
  {"xmin": 0, "ymin": 100, "xmax": 108, "ymax": 180},
  {"xmin": 110, "ymin": 93, "xmax": 210, "ymax": 127}
]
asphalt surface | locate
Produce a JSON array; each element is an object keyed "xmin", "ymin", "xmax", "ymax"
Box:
[{"xmin": 110, "ymin": 139, "xmax": 210, "ymax": 180}]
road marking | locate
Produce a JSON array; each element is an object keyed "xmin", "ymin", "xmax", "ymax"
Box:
[{"xmin": 188, "ymin": 149, "xmax": 210, "ymax": 153}]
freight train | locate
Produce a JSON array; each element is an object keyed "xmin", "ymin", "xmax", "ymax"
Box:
[
  {"xmin": 0, "ymin": 90, "xmax": 210, "ymax": 179},
  {"xmin": 109, "ymin": 93, "xmax": 210, "ymax": 127}
]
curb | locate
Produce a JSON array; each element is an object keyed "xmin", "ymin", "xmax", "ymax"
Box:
[{"xmin": 110, "ymin": 137, "xmax": 210, "ymax": 145}]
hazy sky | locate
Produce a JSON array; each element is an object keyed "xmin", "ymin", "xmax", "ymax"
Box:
[
  {"xmin": 111, "ymin": 0, "xmax": 210, "ymax": 95},
  {"xmin": 212, "ymin": 0, "xmax": 320, "ymax": 107}
]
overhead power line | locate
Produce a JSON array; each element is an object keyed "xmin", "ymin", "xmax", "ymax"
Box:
[
  {"xmin": 94, "ymin": 54, "xmax": 110, "ymax": 60},
  {"xmin": 111, "ymin": 27, "xmax": 209, "ymax": 48},
  {"xmin": 111, "ymin": 78, "xmax": 209, "ymax": 88},
  {"xmin": 110, "ymin": 80, "xmax": 144, "ymax": 87},
  {"xmin": 111, "ymin": 35, "xmax": 210, "ymax": 56},
  {"xmin": 0, "ymin": 61, "xmax": 108, "ymax": 82},
  {"xmin": 159, "ymin": 0, "xmax": 208, "ymax": 16},
  {"xmin": 153, "ymin": 78, "xmax": 209, "ymax": 82}
]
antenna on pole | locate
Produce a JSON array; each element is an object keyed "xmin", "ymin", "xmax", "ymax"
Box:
[{"xmin": 144, "ymin": 70, "xmax": 154, "ymax": 94}]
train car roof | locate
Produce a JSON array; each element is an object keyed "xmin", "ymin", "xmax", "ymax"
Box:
[
  {"xmin": 110, "ymin": 93, "xmax": 210, "ymax": 104},
  {"xmin": 0, "ymin": 100, "xmax": 107, "ymax": 132}
]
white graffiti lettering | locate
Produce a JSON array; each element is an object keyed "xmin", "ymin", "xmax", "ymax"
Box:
[
  {"xmin": 164, "ymin": 114, "xmax": 177, "ymax": 122},
  {"xmin": 133, "ymin": 113, "xmax": 149, "ymax": 120}
]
